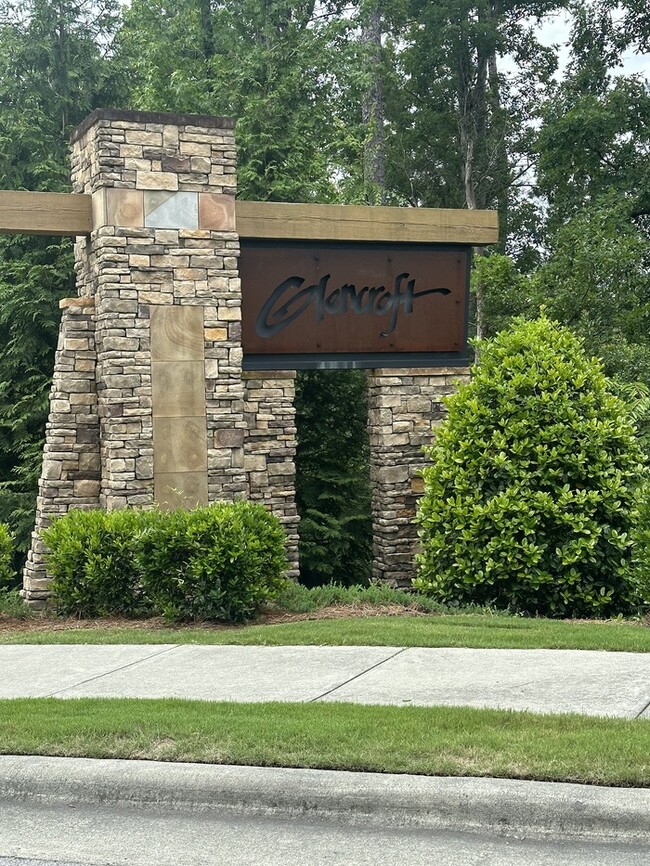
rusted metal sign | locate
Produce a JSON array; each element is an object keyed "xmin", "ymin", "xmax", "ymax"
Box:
[{"xmin": 241, "ymin": 240, "xmax": 470, "ymax": 369}]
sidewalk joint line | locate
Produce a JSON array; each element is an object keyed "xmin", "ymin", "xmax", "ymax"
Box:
[
  {"xmin": 307, "ymin": 647, "xmax": 407, "ymax": 703},
  {"xmin": 634, "ymin": 696, "xmax": 650, "ymax": 719},
  {"xmin": 43, "ymin": 644, "xmax": 181, "ymax": 698}
]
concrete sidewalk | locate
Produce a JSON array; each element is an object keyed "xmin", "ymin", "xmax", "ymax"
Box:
[{"xmin": 1, "ymin": 644, "xmax": 649, "ymax": 717}]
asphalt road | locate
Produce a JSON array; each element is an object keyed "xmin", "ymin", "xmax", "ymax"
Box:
[{"xmin": 1, "ymin": 800, "xmax": 649, "ymax": 866}]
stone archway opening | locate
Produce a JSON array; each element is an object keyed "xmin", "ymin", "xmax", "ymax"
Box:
[{"xmin": 294, "ymin": 368, "xmax": 373, "ymax": 588}]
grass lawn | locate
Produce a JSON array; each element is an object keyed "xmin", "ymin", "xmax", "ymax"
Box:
[
  {"xmin": 1, "ymin": 613, "xmax": 649, "ymax": 652},
  {"xmin": 0, "ymin": 697, "xmax": 648, "ymax": 787}
]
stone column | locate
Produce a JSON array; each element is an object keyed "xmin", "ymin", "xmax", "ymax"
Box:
[
  {"xmin": 22, "ymin": 298, "xmax": 99, "ymax": 606},
  {"xmin": 68, "ymin": 109, "xmax": 244, "ymax": 512},
  {"xmin": 243, "ymin": 371, "xmax": 300, "ymax": 578},
  {"xmin": 368, "ymin": 366, "xmax": 470, "ymax": 588},
  {"xmin": 24, "ymin": 109, "xmax": 246, "ymax": 603}
]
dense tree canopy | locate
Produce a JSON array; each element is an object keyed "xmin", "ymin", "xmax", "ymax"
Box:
[{"xmin": 0, "ymin": 0, "xmax": 648, "ymax": 583}]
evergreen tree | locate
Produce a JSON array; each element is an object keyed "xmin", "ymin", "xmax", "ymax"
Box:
[
  {"xmin": 0, "ymin": 0, "xmax": 119, "ymax": 566},
  {"xmin": 295, "ymin": 370, "xmax": 372, "ymax": 586}
]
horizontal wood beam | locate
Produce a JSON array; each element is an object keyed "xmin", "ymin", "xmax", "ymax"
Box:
[
  {"xmin": 0, "ymin": 191, "xmax": 499, "ymax": 245},
  {"xmin": 235, "ymin": 201, "xmax": 499, "ymax": 245},
  {"xmin": 0, "ymin": 190, "xmax": 93, "ymax": 236}
]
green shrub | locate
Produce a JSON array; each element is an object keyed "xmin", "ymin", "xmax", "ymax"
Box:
[
  {"xmin": 137, "ymin": 502, "xmax": 288, "ymax": 622},
  {"xmin": 43, "ymin": 502, "xmax": 288, "ymax": 622},
  {"xmin": 0, "ymin": 588, "xmax": 30, "ymax": 619},
  {"xmin": 43, "ymin": 508, "xmax": 153, "ymax": 618},
  {"xmin": 0, "ymin": 523, "xmax": 15, "ymax": 589},
  {"xmin": 414, "ymin": 316, "xmax": 649, "ymax": 617},
  {"xmin": 272, "ymin": 581, "xmax": 455, "ymax": 614}
]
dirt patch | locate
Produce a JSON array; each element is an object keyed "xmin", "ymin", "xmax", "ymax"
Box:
[{"xmin": 0, "ymin": 603, "xmax": 432, "ymax": 635}]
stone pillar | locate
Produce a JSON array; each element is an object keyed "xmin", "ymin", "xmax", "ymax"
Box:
[
  {"xmin": 24, "ymin": 108, "xmax": 247, "ymax": 603},
  {"xmin": 243, "ymin": 371, "xmax": 300, "ymax": 578},
  {"xmin": 68, "ymin": 109, "xmax": 243, "ymax": 513},
  {"xmin": 368, "ymin": 367, "xmax": 470, "ymax": 588},
  {"xmin": 22, "ymin": 297, "xmax": 100, "ymax": 606}
]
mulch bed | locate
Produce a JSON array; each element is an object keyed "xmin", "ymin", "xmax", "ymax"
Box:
[{"xmin": 0, "ymin": 602, "xmax": 431, "ymax": 634}]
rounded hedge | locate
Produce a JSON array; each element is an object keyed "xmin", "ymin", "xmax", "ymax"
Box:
[
  {"xmin": 43, "ymin": 501, "xmax": 289, "ymax": 621},
  {"xmin": 414, "ymin": 316, "xmax": 649, "ymax": 617}
]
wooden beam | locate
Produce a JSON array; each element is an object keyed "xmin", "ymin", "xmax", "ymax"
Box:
[
  {"xmin": 0, "ymin": 190, "xmax": 93, "ymax": 236},
  {"xmin": 0, "ymin": 191, "xmax": 500, "ymax": 245},
  {"xmin": 235, "ymin": 201, "xmax": 499, "ymax": 245}
]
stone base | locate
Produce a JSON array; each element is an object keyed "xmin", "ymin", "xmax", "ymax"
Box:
[{"xmin": 368, "ymin": 367, "xmax": 469, "ymax": 588}]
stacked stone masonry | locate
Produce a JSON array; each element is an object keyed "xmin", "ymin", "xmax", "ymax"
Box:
[
  {"xmin": 368, "ymin": 367, "xmax": 470, "ymax": 588},
  {"xmin": 23, "ymin": 109, "xmax": 298, "ymax": 605},
  {"xmin": 242, "ymin": 371, "xmax": 300, "ymax": 580},
  {"xmin": 22, "ymin": 297, "xmax": 100, "ymax": 602}
]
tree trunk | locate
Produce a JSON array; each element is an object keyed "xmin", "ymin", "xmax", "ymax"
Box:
[{"xmin": 361, "ymin": 3, "xmax": 386, "ymax": 203}]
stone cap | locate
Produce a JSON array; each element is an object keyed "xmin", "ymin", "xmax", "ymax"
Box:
[{"xmin": 71, "ymin": 109, "xmax": 236, "ymax": 143}]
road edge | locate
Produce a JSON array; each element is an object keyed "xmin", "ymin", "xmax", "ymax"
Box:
[{"xmin": 1, "ymin": 755, "xmax": 648, "ymax": 843}]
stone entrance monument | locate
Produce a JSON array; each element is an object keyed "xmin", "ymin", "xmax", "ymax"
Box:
[{"xmin": 0, "ymin": 109, "xmax": 497, "ymax": 606}]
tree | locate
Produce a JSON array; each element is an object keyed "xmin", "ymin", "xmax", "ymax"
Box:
[
  {"xmin": 295, "ymin": 370, "xmax": 372, "ymax": 586},
  {"xmin": 530, "ymin": 0, "xmax": 650, "ymax": 385},
  {"xmin": 0, "ymin": 0, "xmax": 119, "ymax": 565},
  {"xmin": 531, "ymin": 197, "xmax": 650, "ymax": 385},
  {"xmin": 382, "ymin": 0, "xmax": 562, "ymax": 340},
  {"xmin": 415, "ymin": 316, "xmax": 648, "ymax": 617},
  {"xmin": 116, "ymin": 0, "xmax": 346, "ymax": 202}
]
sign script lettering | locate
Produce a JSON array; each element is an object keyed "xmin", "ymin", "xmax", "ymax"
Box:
[{"xmin": 256, "ymin": 273, "xmax": 451, "ymax": 339}]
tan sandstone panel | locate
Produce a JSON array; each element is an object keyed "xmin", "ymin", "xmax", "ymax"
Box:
[
  {"xmin": 150, "ymin": 306, "xmax": 204, "ymax": 362},
  {"xmin": 153, "ymin": 417, "xmax": 208, "ymax": 473},
  {"xmin": 104, "ymin": 188, "xmax": 144, "ymax": 228},
  {"xmin": 152, "ymin": 361, "xmax": 206, "ymax": 417},
  {"xmin": 154, "ymin": 471, "xmax": 209, "ymax": 509},
  {"xmin": 199, "ymin": 193, "xmax": 236, "ymax": 231}
]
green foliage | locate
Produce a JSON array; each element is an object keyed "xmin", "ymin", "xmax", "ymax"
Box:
[
  {"xmin": 0, "ymin": 0, "xmax": 121, "ymax": 565},
  {"xmin": 138, "ymin": 502, "xmax": 288, "ymax": 622},
  {"xmin": 0, "ymin": 522, "xmax": 15, "ymax": 589},
  {"xmin": 43, "ymin": 503, "xmax": 288, "ymax": 622},
  {"xmin": 415, "ymin": 316, "xmax": 649, "ymax": 617},
  {"xmin": 0, "ymin": 236, "xmax": 74, "ymax": 562},
  {"xmin": 470, "ymin": 253, "xmax": 532, "ymax": 340},
  {"xmin": 272, "ymin": 580, "xmax": 454, "ymax": 614},
  {"xmin": 529, "ymin": 198, "xmax": 650, "ymax": 385},
  {"xmin": 43, "ymin": 508, "xmax": 153, "ymax": 618},
  {"xmin": 0, "ymin": 588, "xmax": 29, "ymax": 618},
  {"xmin": 116, "ymin": 0, "xmax": 343, "ymax": 203},
  {"xmin": 295, "ymin": 370, "xmax": 373, "ymax": 586}
]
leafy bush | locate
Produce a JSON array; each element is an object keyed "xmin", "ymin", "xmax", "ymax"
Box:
[
  {"xmin": 43, "ymin": 508, "xmax": 154, "ymax": 618},
  {"xmin": 0, "ymin": 522, "xmax": 15, "ymax": 589},
  {"xmin": 273, "ymin": 581, "xmax": 453, "ymax": 614},
  {"xmin": 137, "ymin": 502, "xmax": 288, "ymax": 622},
  {"xmin": 43, "ymin": 502, "xmax": 288, "ymax": 622},
  {"xmin": 414, "ymin": 316, "xmax": 649, "ymax": 617},
  {"xmin": 0, "ymin": 588, "xmax": 30, "ymax": 619}
]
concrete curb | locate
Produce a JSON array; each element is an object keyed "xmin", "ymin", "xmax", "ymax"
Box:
[{"xmin": 1, "ymin": 756, "xmax": 649, "ymax": 843}]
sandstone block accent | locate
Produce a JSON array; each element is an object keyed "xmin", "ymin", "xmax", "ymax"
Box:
[
  {"xmin": 199, "ymin": 194, "xmax": 236, "ymax": 231},
  {"xmin": 368, "ymin": 367, "xmax": 469, "ymax": 588}
]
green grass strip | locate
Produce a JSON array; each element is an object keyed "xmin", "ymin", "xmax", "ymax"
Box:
[
  {"xmin": 0, "ymin": 698, "xmax": 648, "ymax": 786},
  {"xmin": 2, "ymin": 614, "xmax": 649, "ymax": 652}
]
